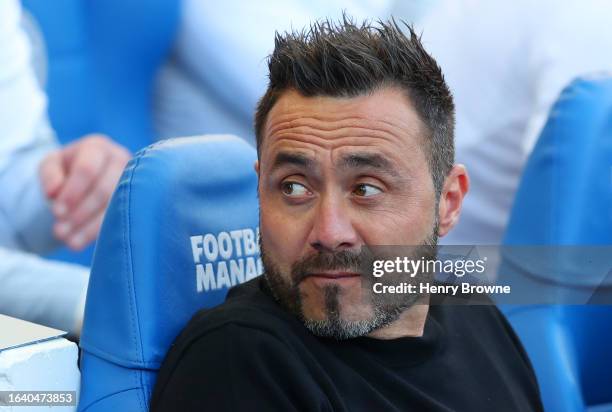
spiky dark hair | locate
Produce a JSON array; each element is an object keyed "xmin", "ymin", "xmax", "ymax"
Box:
[{"xmin": 254, "ymin": 16, "xmax": 455, "ymax": 195}]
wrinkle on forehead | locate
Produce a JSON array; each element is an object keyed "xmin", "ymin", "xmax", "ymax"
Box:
[
  {"xmin": 261, "ymin": 88, "xmax": 428, "ymax": 165},
  {"xmin": 266, "ymin": 115, "xmax": 414, "ymax": 141}
]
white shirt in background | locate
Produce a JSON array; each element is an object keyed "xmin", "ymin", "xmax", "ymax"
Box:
[
  {"xmin": 0, "ymin": 0, "xmax": 88, "ymax": 336},
  {"xmin": 153, "ymin": 0, "xmax": 393, "ymax": 143},
  {"xmin": 418, "ymin": 0, "xmax": 612, "ymax": 245}
]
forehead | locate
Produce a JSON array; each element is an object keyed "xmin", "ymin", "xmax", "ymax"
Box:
[{"xmin": 260, "ymin": 87, "xmax": 429, "ymax": 166}]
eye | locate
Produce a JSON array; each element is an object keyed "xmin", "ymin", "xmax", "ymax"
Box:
[
  {"xmin": 353, "ymin": 183, "xmax": 382, "ymax": 197},
  {"xmin": 281, "ymin": 181, "xmax": 311, "ymax": 197}
]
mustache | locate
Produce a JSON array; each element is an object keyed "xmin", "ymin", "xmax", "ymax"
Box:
[{"xmin": 291, "ymin": 249, "xmax": 371, "ymax": 283}]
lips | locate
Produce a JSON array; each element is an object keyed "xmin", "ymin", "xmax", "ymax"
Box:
[{"xmin": 306, "ymin": 272, "xmax": 361, "ymax": 279}]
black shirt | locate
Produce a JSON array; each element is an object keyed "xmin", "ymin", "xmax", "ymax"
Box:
[{"xmin": 151, "ymin": 277, "xmax": 543, "ymax": 411}]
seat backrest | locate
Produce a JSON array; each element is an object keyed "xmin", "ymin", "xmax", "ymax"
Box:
[
  {"xmin": 78, "ymin": 135, "xmax": 261, "ymax": 411},
  {"xmin": 501, "ymin": 75, "xmax": 612, "ymax": 410}
]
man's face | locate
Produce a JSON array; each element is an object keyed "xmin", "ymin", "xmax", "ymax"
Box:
[{"xmin": 257, "ymin": 87, "xmax": 439, "ymax": 338}]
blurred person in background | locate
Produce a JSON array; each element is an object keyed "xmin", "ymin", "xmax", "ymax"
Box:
[
  {"xmin": 0, "ymin": 0, "xmax": 130, "ymax": 337},
  {"xmin": 413, "ymin": 0, "xmax": 612, "ymax": 245},
  {"xmin": 155, "ymin": 0, "xmax": 612, "ymax": 247}
]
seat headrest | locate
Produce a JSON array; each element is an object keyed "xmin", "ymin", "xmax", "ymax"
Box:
[
  {"xmin": 504, "ymin": 74, "xmax": 612, "ymax": 246},
  {"xmin": 501, "ymin": 75, "xmax": 612, "ymax": 287},
  {"xmin": 80, "ymin": 135, "xmax": 261, "ymax": 369}
]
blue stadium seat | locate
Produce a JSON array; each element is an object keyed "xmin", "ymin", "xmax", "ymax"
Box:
[
  {"xmin": 500, "ymin": 75, "xmax": 612, "ymax": 412},
  {"xmin": 22, "ymin": 0, "xmax": 180, "ymax": 265},
  {"xmin": 22, "ymin": 0, "xmax": 178, "ymax": 150},
  {"xmin": 77, "ymin": 135, "xmax": 261, "ymax": 411}
]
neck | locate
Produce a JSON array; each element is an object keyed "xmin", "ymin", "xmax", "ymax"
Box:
[{"xmin": 367, "ymin": 299, "xmax": 430, "ymax": 340}]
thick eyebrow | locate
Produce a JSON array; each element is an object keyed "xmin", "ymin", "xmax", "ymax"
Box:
[
  {"xmin": 339, "ymin": 153, "xmax": 400, "ymax": 178},
  {"xmin": 270, "ymin": 151, "xmax": 314, "ymax": 173}
]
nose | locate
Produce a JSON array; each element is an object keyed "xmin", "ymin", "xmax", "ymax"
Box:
[{"xmin": 308, "ymin": 193, "xmax": 359, "ymax": 253}]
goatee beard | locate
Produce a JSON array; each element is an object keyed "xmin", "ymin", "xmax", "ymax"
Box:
[{"xmin": 261, "ymin": 231, "xmax": 438, "ymax": 340}]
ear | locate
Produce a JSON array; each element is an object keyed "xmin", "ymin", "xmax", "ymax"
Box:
[
  {"xmin": 437, "ymin": 164, "xmax": 469, "ymax": 238},
  {"xmin": 254, "ymin": 160, "xmax": 260, "ymax": 176}
]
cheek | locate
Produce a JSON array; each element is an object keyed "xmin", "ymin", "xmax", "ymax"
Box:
[
  {"xmin": 259, "ymin": 198, "xmax": 310, "ymax": 270},
  {"xmin": 356, "ymin": 191, "xmax": 436, "ymax": 245}
]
